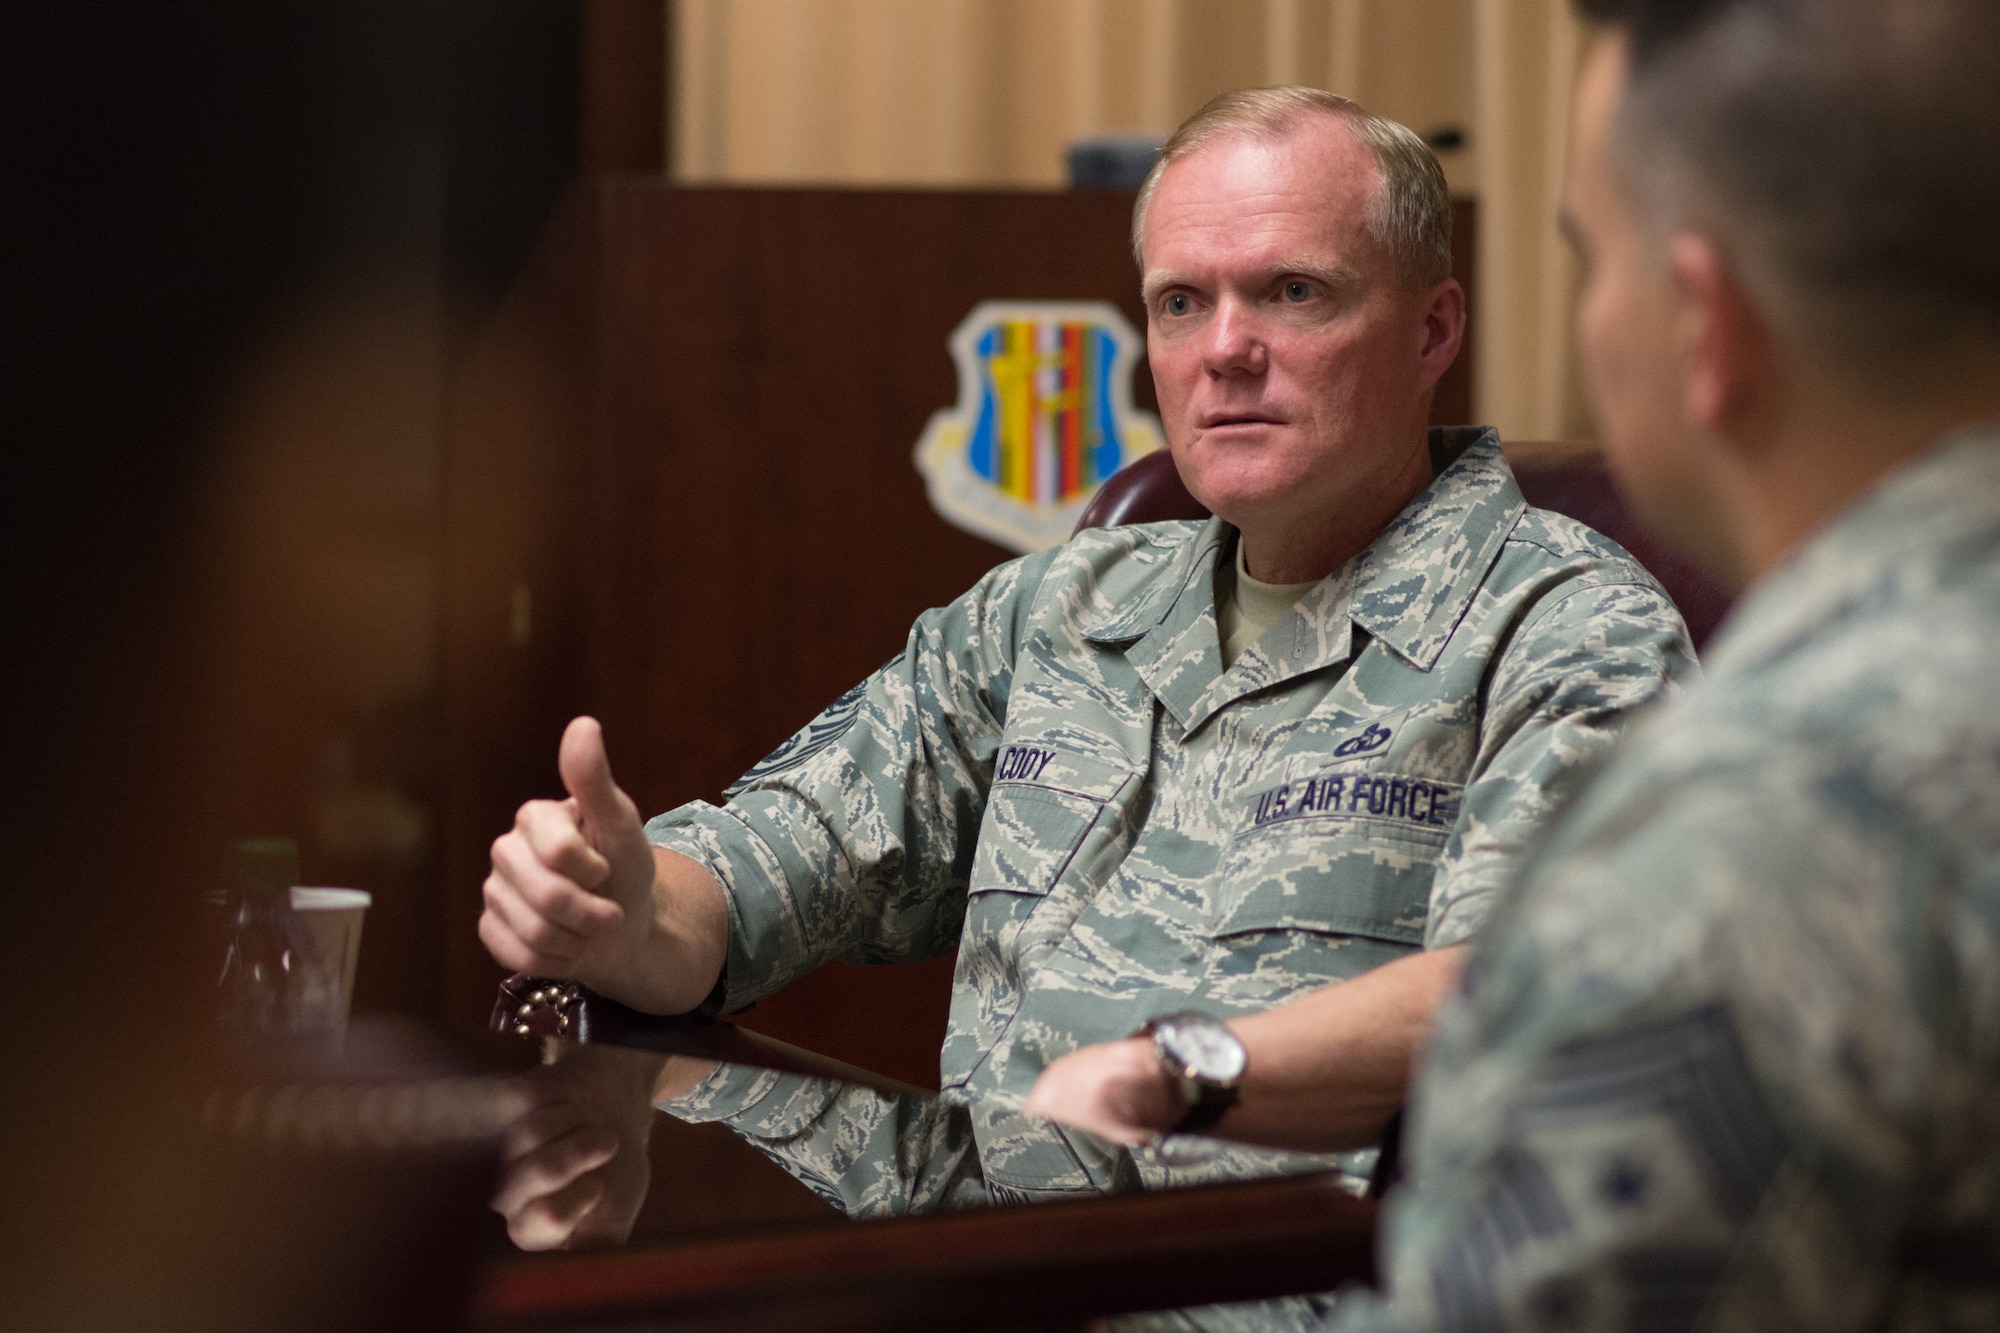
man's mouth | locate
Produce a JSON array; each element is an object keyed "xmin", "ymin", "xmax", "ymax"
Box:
[{"xmin": 1199, "ymin": 413, "xmax": 1282, "ymax": 429}]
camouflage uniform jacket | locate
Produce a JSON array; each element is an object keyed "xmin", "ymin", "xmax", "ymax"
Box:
[
  {"xmin": 1339, "ymin": 428, "xmax": 2000, "ymax": 1332},
  {"xmin": 645, "ymin": 426, "xmax": 1695, "ymax": 1228}
]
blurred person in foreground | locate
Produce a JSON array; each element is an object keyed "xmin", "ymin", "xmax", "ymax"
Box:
[
  {"xmin": 1318, "ymin": 0, "xmax": 2000, "ymax": 1326},
  {"xmin": 482, "ymin": 88, "xmax": 1695, "ymax": 1328}
]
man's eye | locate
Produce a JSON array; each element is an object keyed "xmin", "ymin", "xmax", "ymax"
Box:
[
  {"xmin": 1281, "ymin": 280, "xmax": 1312, "ymax": 303},
  {"xmin": 1163, "ymin": 294, "xmax": 1191, "ymax": 317}
]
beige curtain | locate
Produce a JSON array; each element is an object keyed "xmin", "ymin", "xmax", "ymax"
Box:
[
  {"xmin": 1472, "ymin": 0, "xmax": 1591, "ymax": 442},
  {"xmin": 669, "ymin": 0, "xmax": 1590, "ymax": 441}
]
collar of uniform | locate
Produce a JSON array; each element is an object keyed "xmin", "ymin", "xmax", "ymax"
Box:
[
  {"xmin": 1167, "ymin": 429, "xmax": 1518, "ymax": 731},
  {"xmin": 1702, "ymin": 423, "xmax": 2000, "ymax": 682},
  {"xmin": 1075, "ymin": 428, "xmax": 1521, "ymax": 731},
  {"xmin": 1079, "ymin": 515, "xmax": 1231, "ymax": 645},
  {"xmin": 1345, "ymin": 426, "xmax": 1524, "ymax": 671},
  {"xmin": 1080, "ymin": 516, "xmax": 1232, "ymax": 731},
  {"xmin": 1175, "ymin": 549, "xmax": 1362, "ymax": 735}
]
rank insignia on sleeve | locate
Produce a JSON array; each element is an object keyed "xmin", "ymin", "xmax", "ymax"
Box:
[{"xmin": 914, "ymin": 301, "xmax": 1165, "ymax": 553}]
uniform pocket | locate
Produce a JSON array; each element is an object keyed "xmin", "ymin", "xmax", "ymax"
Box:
[
  {"xmin": 944, "ymin": 742, "xmax": 1133, "ymax": 1090},
  {"xmin": 967, "ymin": 742, "xmax": 1134, "ymax": 896},
  {"xmin": 1211, "ymin": 770, "xmax": 1459, "ymax": 946},
  {"xmin": 969, "ymin": 784, "xmax": 1105, "ymax": 899}
]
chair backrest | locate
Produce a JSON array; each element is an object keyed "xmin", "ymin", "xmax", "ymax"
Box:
[
  {"xmin": 1072, "ymin": 444, "xmax": 1732, "ymax": 650},
  {"xmin": 1071, "ymin": 447, "xmax": 1211, "ymax": 531}
]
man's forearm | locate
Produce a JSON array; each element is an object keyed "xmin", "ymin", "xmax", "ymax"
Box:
[
  {"xmin": 1216, "ymin": 945, "xmax": 1465, "ymax": 1152},
  {"xmin": 599, "ymin": 846, "xmax": 732, "ymax": 1015}
]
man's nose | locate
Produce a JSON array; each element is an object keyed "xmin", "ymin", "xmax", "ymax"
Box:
[{"xmin": 1202, "ymin": 300, "xmax": 1267, "ymax": 377}]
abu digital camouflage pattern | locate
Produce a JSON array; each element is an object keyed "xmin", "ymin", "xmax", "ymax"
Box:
[
  {"xmin": 647, "ymin": 427, "xmax": 1695, "ymax": 1329},
  {"xmin": 1340, "ymin": 429, "xmax": 2000, "ymax": 1333}
]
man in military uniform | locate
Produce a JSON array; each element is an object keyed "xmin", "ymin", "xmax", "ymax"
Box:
[
  {"xmin": 478, "ymin": 90, "xmax": 1694, "ymax": 1312},
  {"xmin": 1305, "ymin": 1, "xmax": 2000, "ymax": 1328}
]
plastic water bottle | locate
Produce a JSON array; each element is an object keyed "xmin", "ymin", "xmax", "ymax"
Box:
[{"xmin": 215, "ymin": 837, "xmax": 306, "ymax": 1036}]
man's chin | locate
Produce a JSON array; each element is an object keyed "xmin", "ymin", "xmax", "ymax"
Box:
[
  {"xmin": 1174, "ymin": 454, "xmax": 1312, "ymax": 521},
  {"xmin": 1184, "ymin": 486, "xmax": 1304, "ymax": 535}
]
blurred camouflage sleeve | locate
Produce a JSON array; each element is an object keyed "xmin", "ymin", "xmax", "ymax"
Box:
[
  {"xmin": 644, "ymin": 549, "xmax": 1059, "ymax": 1008},
  {"xmin": 1424, "ymin": 573, "xmax": 1697, "ymax": 950},
  {"xmin": 1341, "ymin": 740, "xmax": 2000, "ymax": 1330},
  {"xmin": 662, "ymin": 1063, "xmax": 988, "ymax": 1217}
]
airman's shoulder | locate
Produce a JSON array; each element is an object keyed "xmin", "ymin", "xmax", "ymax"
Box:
[
  {"xmin": 1480, "ymin": 505, "xmax": 1686, "ymax": 642},
  {"xmin": 942, "ymin": 518, "xmax": 1216, "ymax": 642},
  {"xmin": 1057, "ymin": 516, "xmax": 1212, "ymax": 563},
  {"xmin": 1034, "ymin": 517, "xmax": 1215, "ymax": 599},
  {"xmin": 1504, "ymin": 504, "xmax": 1659, "ymax": 584}
]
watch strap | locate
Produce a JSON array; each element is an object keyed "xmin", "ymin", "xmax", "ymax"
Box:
[{"xmin": 1172, "ymin": 1082, "xmax": 1239, "ymax": 1136}]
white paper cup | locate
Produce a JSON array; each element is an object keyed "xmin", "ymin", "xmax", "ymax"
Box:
[{"xmin": 290, "ymin": 887, "xmax": 372, "ymax": 1032}]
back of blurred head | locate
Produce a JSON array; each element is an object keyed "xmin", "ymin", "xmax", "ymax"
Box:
[
  {"xmin": 1568, "ymin": 0, "xmax": 2000, "ymax": 584},
  {"xmin": 1583, "ymin": 0, "xmax": 2000, "ymax": 391}
]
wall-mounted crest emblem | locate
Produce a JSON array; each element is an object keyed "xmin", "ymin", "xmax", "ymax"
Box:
[{"xmin": 915, "ymin": 301, "xmax": 1165, "ymax": 553}]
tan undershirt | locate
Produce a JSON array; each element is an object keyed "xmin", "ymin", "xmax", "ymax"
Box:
[{"xmin": 1215, "ymin": 539, "xmax": 1322, "ymax": 668}]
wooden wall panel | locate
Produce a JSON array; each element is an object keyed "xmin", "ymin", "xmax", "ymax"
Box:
[
  {"xmin": 443, "ymin": 187, "xmax": 601, "ymax": 1033},
  {"xmin": 1440, "ymin": 196, "xmax": 1477, "ymax": 429},
  {"xmin": 583, "ymin": 0, "xmax": 667, "ymax": 173}
]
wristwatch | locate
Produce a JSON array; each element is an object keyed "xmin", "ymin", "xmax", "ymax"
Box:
[{"xmin": 1140, "ymin": 1010, "xmax": 1246, "ymax": 1136}]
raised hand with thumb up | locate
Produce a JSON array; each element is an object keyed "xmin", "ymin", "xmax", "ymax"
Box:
[{"xmin": 480, "ymin": 716, "xmax": 729, "ymax": 1015}]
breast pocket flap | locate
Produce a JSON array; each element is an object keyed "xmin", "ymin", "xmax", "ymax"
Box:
[
  {"xmin": 1212, "ymin": 773, "xmax": 1456, "ymax": 944},
  {"xmin": 973, "ymin": 744, "xmax": 1132, "ymax": 899}
]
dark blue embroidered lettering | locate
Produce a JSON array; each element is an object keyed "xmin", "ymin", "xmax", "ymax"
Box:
[
  {"xmin": 1246, "ymin": 773, "xmax": 1460, "ymax": 833},
  {"xmin": 999, "ymin": 746, "xmax": 1056, "ymax": 782}
]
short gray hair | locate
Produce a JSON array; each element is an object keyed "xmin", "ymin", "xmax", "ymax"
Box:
[
  {"xmin": 1130, "ymin": 87, "xmax": 1453, "ymax": 291},
  {"xmin": 1580, "ymin": 0, "xmax": 2000, "ymax": 384}
]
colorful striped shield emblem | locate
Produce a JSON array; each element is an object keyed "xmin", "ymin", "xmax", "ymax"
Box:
[{"xmin": 915, "ymin": 301, "xmax": 1164, "ymax": 552}]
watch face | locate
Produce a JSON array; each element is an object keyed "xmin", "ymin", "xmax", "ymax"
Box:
[{"xmin": 1161, "ymin": 1016, "xmax": 1246, "ymax": 1082}]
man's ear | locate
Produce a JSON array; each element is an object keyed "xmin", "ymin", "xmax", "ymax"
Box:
[
  {"xmin": 1416, "ymin": 277, "xmax": 1466, "ymax": 390},
  {"xmin": 1667, "ymin": 234, "xmax": 1769, "ymax": 437}
]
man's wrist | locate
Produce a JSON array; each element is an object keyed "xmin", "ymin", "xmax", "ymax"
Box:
[
  {"xmin": 639, "ymin": 846, "xmax": 734, "ymax": 1014},
  {"xmin": 583, "ymin": 862, "xmax": 727, "ymax": 1015}
]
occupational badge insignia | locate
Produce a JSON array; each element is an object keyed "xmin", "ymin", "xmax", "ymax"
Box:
[{"xmin": 914, "ymin": 301, "xmax": 1165, "ymax": 553}]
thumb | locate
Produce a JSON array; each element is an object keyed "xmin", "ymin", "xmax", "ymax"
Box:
[{"xmin": 559, "ymin": 716, "xmax": 631, "ymax": 840}]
